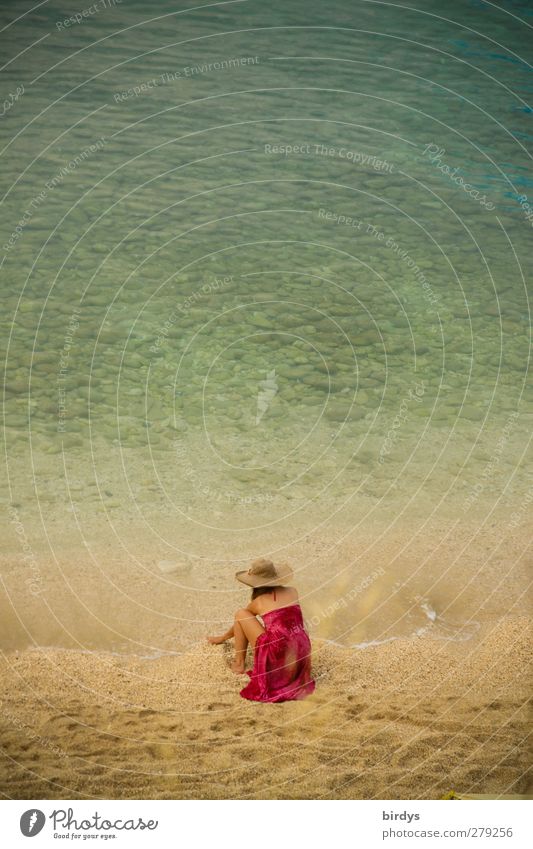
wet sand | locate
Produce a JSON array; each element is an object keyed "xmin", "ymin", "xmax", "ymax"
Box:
[{"xmin": 0, "ymin": 617, "xmax": 530, "ymax": 800}]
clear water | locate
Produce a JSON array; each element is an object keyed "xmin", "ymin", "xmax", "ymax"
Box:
[{"xmin": 1, "ymin": 0, "xmax": 532, "ymax": 543}]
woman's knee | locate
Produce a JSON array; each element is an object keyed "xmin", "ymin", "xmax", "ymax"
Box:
[{"xmin": 235, "ymin": 607, "xmax": 252, "ymax": 622}]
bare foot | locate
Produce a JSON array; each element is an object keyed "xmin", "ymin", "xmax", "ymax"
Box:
[
  {"xmin": 207, "ymin": 635, "xmax": 226, "ymax": 645},
  {"xmin": 230, "ymin": 660, "xmax": 246, "ymax": 674}
]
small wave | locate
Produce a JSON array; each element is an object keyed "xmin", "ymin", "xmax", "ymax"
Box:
[
  {"xmin": 353, "ymin": 636, "xmax": 399, "ymax": 649},
  {"xmin": 352, "ymin": 602, "xmax": 480, "ymax": 648},
  {"xmin": 29, "ymin": 645, "xmax": 183, "ymax": 660}
]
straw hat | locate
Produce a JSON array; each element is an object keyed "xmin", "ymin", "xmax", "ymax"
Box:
[{"xmin": 235, "ymin": 558, "xmax": 293, "ymax": 588}]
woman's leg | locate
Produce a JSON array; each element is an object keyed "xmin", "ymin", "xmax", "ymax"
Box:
[{"xmin": 231, "ymin": 609, "xmax": 265, "ymax": 674}]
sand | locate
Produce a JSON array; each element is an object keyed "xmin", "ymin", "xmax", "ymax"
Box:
[
  {"xmin": 1, "ymin": 508, "xmax": 531, "ymax": 799},
  {"xmin": 1, "ymin": 616, "xmax": 531, "ymax": 800}
]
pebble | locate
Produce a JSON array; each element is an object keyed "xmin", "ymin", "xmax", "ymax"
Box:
[{"xmin": 157, "ymin": 560, "xmax": 192, "ymax": 575}]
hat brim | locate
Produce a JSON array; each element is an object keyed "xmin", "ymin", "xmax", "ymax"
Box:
[{"xmin": 235, "ymin": 566, "xmax": 293, "ymax": 588}]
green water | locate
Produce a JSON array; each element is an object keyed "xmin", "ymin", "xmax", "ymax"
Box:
[{"xmin": 1, "ymin": 0, "xmax": 532, "ymax": 533}]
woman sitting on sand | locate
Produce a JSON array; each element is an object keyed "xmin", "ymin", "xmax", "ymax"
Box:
[{"xmin": 207, "ymin": 558, "xmax": 315, "ymax": 703}]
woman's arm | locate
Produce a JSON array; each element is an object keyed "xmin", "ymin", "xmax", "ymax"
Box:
[
  {"xmin": 207, "ymin": 623, "xmax": 234, "ymax": 644},
  {"xmin": 246, "ymin": 598, "xmax": 260, "ymax": 615},
  {"xmin": 207, "ymin": 600, "xmax": 259, "ymax": 644}
]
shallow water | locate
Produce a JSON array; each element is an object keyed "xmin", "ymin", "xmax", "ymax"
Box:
[{"xmin": 1, "ymin": 1, "xmax": 532, "ymax": 599}]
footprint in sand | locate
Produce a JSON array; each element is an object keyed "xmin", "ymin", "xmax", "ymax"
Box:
[
  {"xmin": 347, "ymin": 703, "xmax": 367, "ymax": 716},
  {"xmin": 368, "ymin": 710, "xmax": 397, "ymax": 721},
  {"xmin": 42, "ymin": 716, "xmax": 80, "ymax": 732}
]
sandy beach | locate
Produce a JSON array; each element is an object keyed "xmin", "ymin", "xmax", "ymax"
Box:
[
  {"xmin": 1, "ymin": 510, "xmax": 531, "ymax": 799},
  {"xmin": 1, "ymin": 616, "xmax": 530, "ymax": 800}
]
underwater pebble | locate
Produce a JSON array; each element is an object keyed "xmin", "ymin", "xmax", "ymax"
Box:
[{"xmin": 157, "ymin": 560, "xmax": 192, "ymax": 575}]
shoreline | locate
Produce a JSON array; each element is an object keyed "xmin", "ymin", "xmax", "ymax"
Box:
[
  {"xmin": 1, "ymin": 510, "xmax": 530, "ymax": 654},
  {"xmin": 1, "ymin": 612, "xmax": 492, "ymax": 659}
]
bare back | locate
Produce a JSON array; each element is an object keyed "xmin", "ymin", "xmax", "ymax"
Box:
[{"xmin": 249, "ymin": 586, "xmax": 299, "ymax": 618}]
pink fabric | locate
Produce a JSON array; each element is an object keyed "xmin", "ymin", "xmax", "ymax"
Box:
[{"xmin": 240, "ymin": 604, "xmax": 316, "ymax": 703}]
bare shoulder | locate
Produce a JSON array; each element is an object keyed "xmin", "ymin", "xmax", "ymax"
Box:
[
  {"xmin": 246, "ymin": 597, "xmax": 261, "ymax": 615},
  {"xmin": 283, "ymin": 585, "xmax": 299, "ymax": 603}
]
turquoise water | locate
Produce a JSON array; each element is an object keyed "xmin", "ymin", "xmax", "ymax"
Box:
[{"xmin": 1, "ymin": 0, "xmax": 532, "ymax": 536}]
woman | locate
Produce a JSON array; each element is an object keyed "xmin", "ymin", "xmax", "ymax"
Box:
[{"xmin": 207, "ymin": 558, "xmax": 315, "ymax": 702}]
